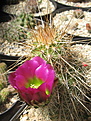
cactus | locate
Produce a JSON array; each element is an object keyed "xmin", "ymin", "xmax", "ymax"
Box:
[
  {"xmin": 0, "ymin": 63, "xmax": 16, "ymax": 104},
  {"xmin": 0, "ymin": 63, "xmax": 7, "ymax": 90},
  {"xmin": 19, "ymin": 13, "xmax": 35, "ymax": 28},
  {"xmin": 22, "ymin": 21, "xmax": 91, "ymax": 120},
  {"xmin": 73, "ymin": 9, "xmax": 84, "ymax": 19},
  {"xmin": 0, "ymin": 63, "xmax": 10, "ymax": 103},
  {"xmin": 1, "ymin": 12, "xmax": 35, "ymax": 42},
  {"xmin": 0, "ymin": 88, "xmax": 10, "ymax": 103}
]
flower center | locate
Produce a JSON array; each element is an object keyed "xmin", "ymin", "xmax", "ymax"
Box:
[{"xmin": 26, "ymin": 77, "xmax": 43, "ymax": 89}]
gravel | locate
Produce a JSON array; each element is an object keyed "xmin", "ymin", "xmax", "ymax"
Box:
[
  {"xmin": 0, "ymin": 40, "xmax": 32, "ymax": 56},
  {"xmin": 55, "ymin": 0, "xmax": 91, "ymax": 7},
  {"xmin": 53, "ymin": 9, "xmax": 91, "ymax": 37},
  {"xmin": 3, "ymin": 0, "xmax": 55, "ymax": 16}
]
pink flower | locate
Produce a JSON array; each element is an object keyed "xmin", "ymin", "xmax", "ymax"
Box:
[{"xmin": 9, "ymin": 56, "xmax": 55, "ymax": 106}]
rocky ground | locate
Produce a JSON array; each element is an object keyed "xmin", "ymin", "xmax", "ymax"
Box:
[{"xmin": 55, "ymin": 0, "xmax": 91, "ymax": 7}]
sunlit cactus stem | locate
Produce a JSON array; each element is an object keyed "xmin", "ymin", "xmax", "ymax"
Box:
[
  {"xmin": 0, "ymin": 63, "xmax": 7, "ymax": 90},
  {"xmin": 0, "ymin": 88, "xmax": 10, "ymax": 103}
]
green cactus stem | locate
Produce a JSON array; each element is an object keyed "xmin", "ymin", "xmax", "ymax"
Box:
[
  {"xmin": 0, "ymin": 88, "xmax": 9, "ymax": 103},
  {"xmin": 0, "ymin": 63, "xmax": 7, "ymax": 90}
]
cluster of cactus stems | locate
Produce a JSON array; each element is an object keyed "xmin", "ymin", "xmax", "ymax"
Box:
[
  {"xmin": 3, "ymin": 12, "xmax": 35, "ymax": 41},
  {"xmin": 19, "ymin": 13, "xmax": 35, "ymax": 28},
  {"xmin": 0, "ymin": 63, "xmax": 7, "ymax": 89},
  {"xmin": 0, "ymin": 63, "xmax": 10, "ymax": 103},
  {"xmin": 0, "ymin": 88, "xmax": 10, "ymax": 103}
]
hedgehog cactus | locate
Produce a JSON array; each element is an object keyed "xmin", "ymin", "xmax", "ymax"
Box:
[
  {"xmin": 0, "ymin": 63, "xmax": 10, "ymax": 103},
  {"xmin": 0, "ymin": 88, "xmax": 9, "ymax": 103},
  {"xmin": 0, "ymin": 63, "xmax": 7, "ymax": 90}
]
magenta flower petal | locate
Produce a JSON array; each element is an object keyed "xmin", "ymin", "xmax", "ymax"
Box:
[
  {"xmin": 32, "ymin": 56, "xmax": 46, "ymax": 65},
  {"xmin": 36, "ymin": 64, "xmax": 55, "ymax": 93},
  {"xmin": 8, "ymin": 56, "xmax": 56, "ymax": 106},
  {"xmin": 16, "ymin": 60, "xmax": 40, "ymax": 80},
  {"xmin": 46, "ymin": 64, "xmax": 55, "ymax": 82},
  {"xmin": 32, "ymin": 91, "xmax": 49, "ymax": 103},
  {"xmin": 46, "ymin": 69, "xmax": 55, "ymax": 92},
  {"xmin": 18, "ymin": 87, "xmax": 36, "ymax": 104},
  {"xmin": 35, "ymin": 65, "xmax": 49, "ymax": 82},
  {"xmin": 38, "ymin": 82, "xmax": 50, "ymax": 95},
  {"xmin": 15, "ymin": 75, "xmax": 27, "ymax": 88},
  {"xmin": 8, "ymin": 72, "xmax": 17, "ymax": 89}
]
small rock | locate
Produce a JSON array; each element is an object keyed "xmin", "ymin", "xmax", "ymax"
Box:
[{"xmin": 20, "ymin": 114, "xmax": 28, "ymax": 121}]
